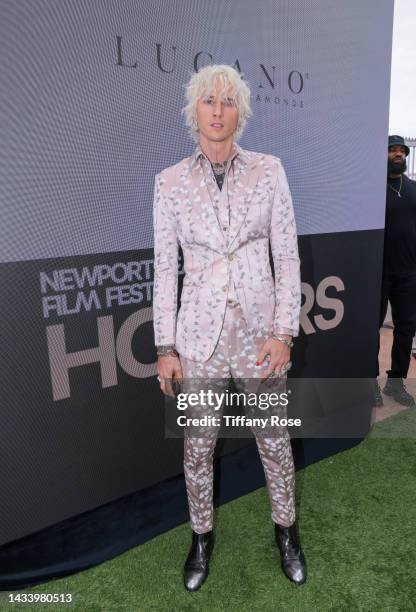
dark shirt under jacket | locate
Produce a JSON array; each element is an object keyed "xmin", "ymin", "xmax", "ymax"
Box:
[
  {"xmin": 211, "ymin": 166, "xmax": 225, "ymax": 191},
  {"xmin": 383, "ymin": 174, "xmax": 416, "ymax": 276}
]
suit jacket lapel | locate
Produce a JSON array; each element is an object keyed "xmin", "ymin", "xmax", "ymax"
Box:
[
  {"xmin": 191, "ymin": 162, "xmax": 227, "ymax": 248},
  {"xmin": 188, "ymin": 145, "xmax": 259, "ymax": 250},
  {"xmin": 227, "ymin": 155, "xmax": 259, "ymax": 247}
]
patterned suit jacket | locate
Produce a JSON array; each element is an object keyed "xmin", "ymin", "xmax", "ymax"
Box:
[{"xmin": 152, "ymin": 143, "xmax": 301, "ymax": 362}]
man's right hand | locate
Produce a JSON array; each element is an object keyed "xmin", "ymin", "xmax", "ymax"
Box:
[{"xmin": 157, "ymin": 355, "xmax": 183, "ymax": 398}]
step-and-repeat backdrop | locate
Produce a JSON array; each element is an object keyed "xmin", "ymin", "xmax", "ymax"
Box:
[{"xmin": 0, "ymin": 0, "xmax": 393, "ymax": 544}]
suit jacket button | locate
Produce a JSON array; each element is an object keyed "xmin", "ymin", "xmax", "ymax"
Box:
[
  {"xmin": 222, "ymin": 286, "xmax": 227, "ymax": 292},
  {"xmin": 228, "ymin": 253, "xmax": 235, "ymax": 261}
]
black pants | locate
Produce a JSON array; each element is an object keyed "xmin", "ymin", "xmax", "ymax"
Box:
[{"xmin": 378, "ymin": 271, "xmax": 416, "ymax": 378}]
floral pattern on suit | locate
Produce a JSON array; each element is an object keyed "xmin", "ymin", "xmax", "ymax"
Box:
[{"xmin": 152, "ymin": 144, "xmax": 301, "ymax": 362}]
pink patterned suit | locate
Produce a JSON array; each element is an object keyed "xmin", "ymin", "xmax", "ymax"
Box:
[
  {"xmin": 153, "ymin": 144, "xmax": 301, "ymax": 533},
  {"xmin": 153, "ymin": 144, "xmax": 301, "ymax": 359}
]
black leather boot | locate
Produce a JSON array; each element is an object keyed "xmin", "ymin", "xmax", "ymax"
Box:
[
  {"xmin": 183, "ymin": 530, "xmax": 214, "ymax": 592},
  {"xmin": 383, "ymin": 378, "xmax": 415, "ymax": 407},
  {"xmin": 275, "ymin": 523, "xmax": 307, "ymax": 585}
]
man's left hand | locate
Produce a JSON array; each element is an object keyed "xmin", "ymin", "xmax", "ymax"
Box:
[{"xmin": 256, "ymin": 336, "xmax": 292, "ymax": 379}]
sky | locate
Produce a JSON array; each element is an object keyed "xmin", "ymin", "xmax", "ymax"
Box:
[{"xmin": 389, "ymin": 0, "xmax": 416, "ymax": 136}]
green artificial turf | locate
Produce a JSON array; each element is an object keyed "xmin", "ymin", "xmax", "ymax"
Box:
[{"xmin": 3, "ymin": 409, "xmax": 416, "ymax": 612}]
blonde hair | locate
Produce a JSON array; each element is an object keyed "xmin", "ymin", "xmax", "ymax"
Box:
[{"xmin": 182, "ymin": 64, "xmax": 252, "ymax": 142}]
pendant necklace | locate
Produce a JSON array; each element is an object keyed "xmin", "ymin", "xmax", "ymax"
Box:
[{"xmin": 387, "ymin": 175, "xmax": 402, "ymax": 198}]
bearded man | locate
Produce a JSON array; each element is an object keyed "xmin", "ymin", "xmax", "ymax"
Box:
[{"xmin": 375, "ymin": 135, "xmax": 416, "ymax": 407}]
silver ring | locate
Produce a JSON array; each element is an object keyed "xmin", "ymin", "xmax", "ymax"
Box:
[{"xmin": 157, "ymin": 375, "xmax": 161, "ymax": 382}]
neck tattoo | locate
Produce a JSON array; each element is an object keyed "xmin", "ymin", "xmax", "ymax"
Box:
[{"xmin": 211, "ymin": 161, "xmax": 227, "ymax": 175}]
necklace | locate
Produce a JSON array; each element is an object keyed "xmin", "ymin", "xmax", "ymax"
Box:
[{"xmin": 387, "ymin": 174, "xmax": 403, "ymax": 198}]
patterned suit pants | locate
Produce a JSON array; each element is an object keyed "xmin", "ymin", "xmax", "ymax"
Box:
[{"xmin": 179, "ymin": 298, "xmax": 296, "ymax": 534}]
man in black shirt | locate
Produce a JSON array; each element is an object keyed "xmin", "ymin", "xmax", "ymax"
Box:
[{"xmin": 376, "ymin": 135, "xmax": 416, "ymax": 406}]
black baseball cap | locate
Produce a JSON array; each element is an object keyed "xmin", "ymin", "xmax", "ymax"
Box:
[{"xmin": 388, "ymin": 135, "xmax": 410, "ymax": 156}]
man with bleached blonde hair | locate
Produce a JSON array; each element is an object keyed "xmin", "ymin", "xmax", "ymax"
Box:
[{"xmin": 153, "ymin": 64, "xmax": 306, "ymax": 591}]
